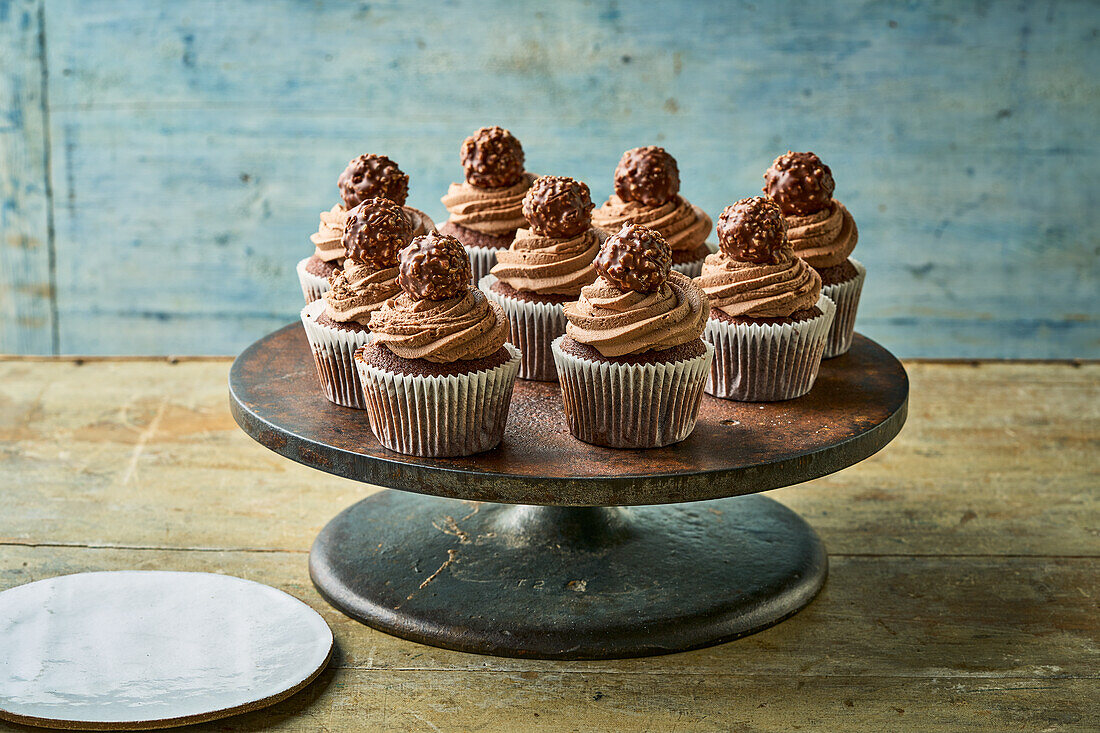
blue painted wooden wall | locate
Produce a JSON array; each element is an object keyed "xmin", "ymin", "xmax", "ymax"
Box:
[{"xmin": 1, "ymin": 0, "xmax": 1097, "ymax": 357}]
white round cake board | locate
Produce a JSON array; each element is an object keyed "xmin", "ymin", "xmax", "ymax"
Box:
[{"xmin": 0, "ymin": 571, "xmax": 333, "ymax": 730}]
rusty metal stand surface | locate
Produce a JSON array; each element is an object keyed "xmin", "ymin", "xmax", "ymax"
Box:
[{"xmin": 229, "ymin": 323, "xmax": 908, "ymax": 659}]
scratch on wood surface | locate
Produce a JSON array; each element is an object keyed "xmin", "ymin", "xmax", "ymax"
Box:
[
  {"xmin": 459, "ymin": 502, "xmax": 482, "ymax": 522},
  {"xmin": 0, "ymin": 540, "xmax": 308, "ymax": 556},
  {"xmin": 401, "ymin": 548, "xmax": 458, "ymax": 606},
  {"xmin": 118, "ymin": 397, "xmax": 166, "ymax": 486},
  {"xmin": 7, "ymin": 381, "xmax": 51, "ymax": 441},
  {"xmin": 433, "ymin": 515, "xmax": 471, "ymax": 544},
  {"xmin": 407, "ymin": 711, "xmax": 442, "ymax": 732},
  {"xmin": 964, "ymin": 685, "xmax": 1061, "ymax": 693}
]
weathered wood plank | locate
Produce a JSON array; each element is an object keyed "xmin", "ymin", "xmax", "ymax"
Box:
[
  {"xmin": 0, "ymin": 545, "xmax": 1096, "ymax": 731},
  {"xmin": 1, "ymin": 358, "xmax": 1097, "ymax": 730},
  {"xmin": 781, "ymin": 360, "xmax": 1100, "ymax": 556},
  {"xmin": 1, "ymin": 668, "xmax": 1092, "ymax": 732},
  {"xmin": 1, "ymin": 546, "xmax": 1096, "ymax": 681},
  {"xmin": 182, "ymin": 674, "xmax": 1100, "ymax": 732},
  {"xmin": 0, "ymin": 0, "xmax": 54, "ymax": 354},
  {"xmin": 1, "ymin": 360, "xmax": 1096, "ymax": 556},
  {"xmin": 26, "ymin": 0, "xmax": 1099, "ymax": 356}
]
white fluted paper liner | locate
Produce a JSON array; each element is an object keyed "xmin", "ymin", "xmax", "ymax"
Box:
[
  {"xmin": 704, "ymin": 294, "xmax": 836, "ymax": 402},
  {"xmin": 672, "ymin": 259, "xmax": 705, "ymax": 278},
  {"xmin": 465, "ymin": 245, "xmax": 504, "ymax": 287},
  {"xmin": 821, "ymin": 257, "xmax": 866, "ymax": 359},
  {"xmin": 552, "ymin": 336, "xmax": 714, "ymax": 449},
  {"xmin": 301, "ymin": 299, "xmax": 372, "ymax": 409},
  {"xmin": 480, "ymin": 274, "xmax": 567, "ymax": 382},
  {"xmin": 296, "ymin": 257, "xmax": 330, "ymax": 304},
  {"xmin": 671, "ymin": 243, "xmax": 715, "ymax": 279},
  {"xmin": 355, "ymin": 343, "xmax": 521, "ymax": 457}
]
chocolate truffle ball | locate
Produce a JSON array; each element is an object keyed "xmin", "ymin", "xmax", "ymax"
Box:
[
  {"xmin": 762, "ymin": 151, "xmax": 835, "ymax": 217},
  {"xmin": 716, "ymin": 197, "xmax": 790, "ymax": 265},
  {"xmin": 594, "ymin": 223, "xmax": 672, "ymax": 294},
  {"xmin": 343, "ymin": 198, "xmax": 414, "ymax": 270},
  {"xmin": 460, "ymin": 126, "xmax": 525, "ymax": 188},
  {"xmin": 338, "ymin": 154, "xmax": 410, "ymax": 209},
  {"xmin": 613, "ymin": 146, "xmax": 680, "ymax": 207},
  {"xmin": 398, "ymin": 232, "xmax": 472, "ymax": 301},
  {"xmin": 521, "ymin": 175, "xmax": 594, "ymax": 238}
]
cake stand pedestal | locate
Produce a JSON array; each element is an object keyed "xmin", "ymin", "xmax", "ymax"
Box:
[{"xmin": 230, "ymin": 325, "xmax": 907, "ymax": 659}]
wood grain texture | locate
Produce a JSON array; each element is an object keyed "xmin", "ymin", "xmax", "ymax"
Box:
[
  {"xmin": 0, "ymin": 0, "xmax": 1096, "ymax": 356},
  {"xmin": 0, "ymin": 0, "xmax": 55, "ymax": 354},
  {"xmin": 0, "ymin": 357, "xmax": 1097, "ymax": 730},
  {"xmin": 1, "ymin": 547, "xmax": 1097, "ymax": 732},
  {"xmin": 2, "ymin": 360, "xmax": 1095, "ymax": 556}
]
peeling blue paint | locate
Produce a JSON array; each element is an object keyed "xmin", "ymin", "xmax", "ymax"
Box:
[{"xmin": 0, "ymin": 0, "xmax": 1096, "ymax": 356}]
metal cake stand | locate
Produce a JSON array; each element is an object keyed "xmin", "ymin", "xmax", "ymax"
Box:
[{"xmin": 229, "ymin": 323, "xmax": 908, "ymax": 659}]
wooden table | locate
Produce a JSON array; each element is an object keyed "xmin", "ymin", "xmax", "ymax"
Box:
[{"xmin": 1, "ymin": 357, "xmax": 1096, "ymax": 731}]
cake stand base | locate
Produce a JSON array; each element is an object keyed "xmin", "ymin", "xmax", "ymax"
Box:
[{"xmin": 309, "ymin": 491, "xmax": 827, "ymax": 660}]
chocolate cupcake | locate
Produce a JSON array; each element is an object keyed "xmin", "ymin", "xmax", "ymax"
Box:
[
  {"xmin": 764, "ymin": 151, "xmax": 862, "ymax": 357},
  {"xmin": 297, "ymin": 154, "xmax": 434, "ymax": 303},
  {"xmin": 553, "ymin": 223, "xmax": 713, "ymax": 449},
  {"xmin": 437, "ymin": 127, "xmax": 536, "ymax": 286},
  {"xmin": 591, "ymin": 146, "xmax": 714, "ymax": 278},
  {"xmin": 481, "ymin": 175, "xmax": 602, "ymax": 381},
  {"xmin": 354, "ymin": 232, "xmax": 521, "ymax": 457},
  {"xmin": 301, "ymin": 198, "xmax": 413, "ymax": 408},
  {"xmin": 695, "ymin": 197, "xmax": 835, "ymax": 402}
]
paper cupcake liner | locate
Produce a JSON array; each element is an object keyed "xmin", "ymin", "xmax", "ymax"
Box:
[
  {"xmin": 465, "ymin": 245, "xmax": 503, "ymax": 287},
  {"xmin": 480, "ymin": 275, "xmax": 568, "ymax": 382},
  {"xmin": 301, "ymin": 299, "xmax": 372, "ymax": 409},
  {"xmin": 296, "ymin": 257, "xmax": 330, "ymax": 304},
  {"xmin": 552, "ymin": 336, "xmax": 714, "ymax": 449},
  {"xmin": 704, "ymin": 294, "xmax": 836, "ymax": 402},
  {"xmin": 355, "ymin": 343, "xmax": 521, "ymax": 457},
  {"xmin": 670, "ymin": 243, "xmax": 716, "ymax": 279},
  {"xmin": 672, "ymin": 259, "xmax": 705, "ymax": 278},
  {"xmin": 821, "ymin": 258, "xmax": 866, "ymax": 359}
]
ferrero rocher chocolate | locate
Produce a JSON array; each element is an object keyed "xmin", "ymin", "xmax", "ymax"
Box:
[
  {"xmin": 716, "ymin": 197, "xmax": 790, "ymax": 265},
  {"xmin": 521, "ymin": 175, "xmax": 594, "ymax": 238},
  {"xmin": 342, "ymin": 198, "xmax": 414, "ymax": 270},
  {"xmin": 594, "ymin": 223, "xmax": 672, "ymax": 294},
  {"xmin": 613, "ymin": 146, "xmax": 680, "ymax": 207},
  {"xmin": 763, "ymin": 151, "xmax": 835, "ymax": 217},
  {"xmin": 398, "ymin": 232, "xmax": 472, "ymax": 301},
  {"xmin": 460, "ymin": 126, "xmax": 525, "ymax": 189},
  {"xmin": 338, "ymin": 154, "xmax": 410, "ymax": 208}
]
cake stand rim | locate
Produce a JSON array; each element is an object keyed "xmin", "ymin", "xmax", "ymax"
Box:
[{"xmin": 228, "ymin": 322, "xmax": 908, "ymax": 506}]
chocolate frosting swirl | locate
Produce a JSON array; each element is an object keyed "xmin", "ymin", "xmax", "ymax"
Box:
[
  {"xmin": 403, "ymin": 207, "xmax": 436, "ymax": 240},
  {"xmin": 368, "ymin": 288, "xmax": 510, "ymax": 363},
  {"xmin": 696, "ymin": 251, "xmax": 822, "ymax": 318},
  {"xmin": 310, "ymin": 205, "xmax": 434, "ymax": 262},
  {"xmin": 490, "ymin": 227, "xmax": 602, "ymax": 296},
  {"xmin": 785, "ymin": 201, "xmax": 858, "ymax": 268},
  {"xmin": 592, "ymin": 195, "xmax": 711, "ymax": 254},
  {"xmin": 563, "ymin": 270, "xmax": 710, "ymax": 357},
  {"xmin": 441, "ymin": 173, "xmax": 535, "ymax": 236},
  {"xmin": 310, "ymin": 205, "xmax": 348, "ymax": 262},
  {"xmin": 323, "ymin": 261, "xmax": 401, "ymax": 325}
]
